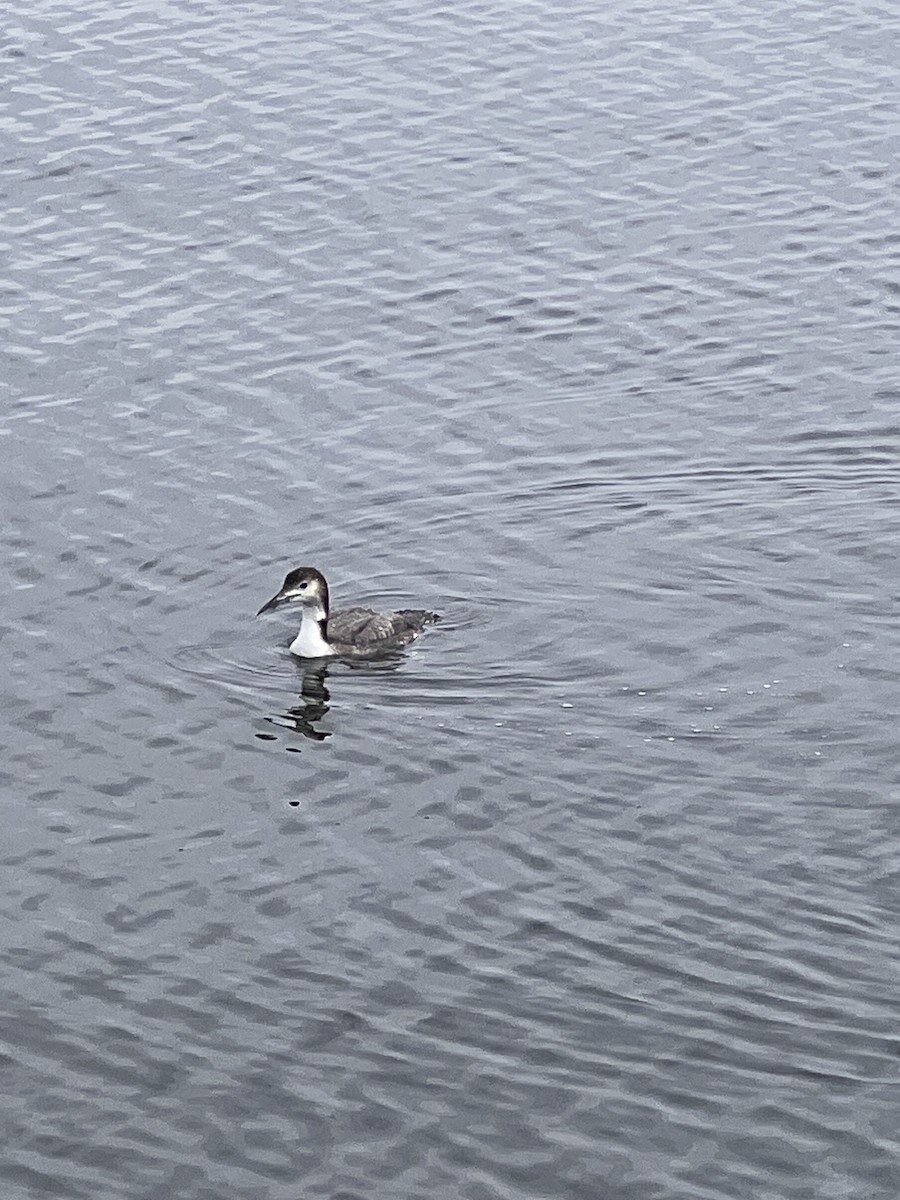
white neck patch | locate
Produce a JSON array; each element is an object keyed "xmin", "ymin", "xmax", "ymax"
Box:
[{"xmin": 289, "ymin": 606, "xmax": 334, "ymax": 658}]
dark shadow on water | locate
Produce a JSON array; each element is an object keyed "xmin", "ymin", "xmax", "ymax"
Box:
[
  {"xmin": 262, "ymin": 654, "xmax": 406, "ymax": 744},
  {"xmin": 264, "ymin": 663, "xmax": 333, "ymax": 742}
]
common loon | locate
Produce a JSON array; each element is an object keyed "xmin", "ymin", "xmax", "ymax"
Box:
[{"xmin": 257, "ymin": 566, "xmax": 439, "ymax": 659}]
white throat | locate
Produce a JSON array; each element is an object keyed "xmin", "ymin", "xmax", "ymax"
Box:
[{"xmin": 289, "ymin": 605, "xmax": 334, "ymax": 658}]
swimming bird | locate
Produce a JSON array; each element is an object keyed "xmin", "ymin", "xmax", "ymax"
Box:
[{"xmin": 257, "ymin": 566, "xmax": 439, "ymax": 659}]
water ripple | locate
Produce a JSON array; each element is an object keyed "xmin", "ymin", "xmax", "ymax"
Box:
[{"xmin": 3, "ymin": 0, "xmax": 900, "ymax": 1196}]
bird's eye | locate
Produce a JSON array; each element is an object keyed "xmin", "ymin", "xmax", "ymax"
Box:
[{"xmin": 299, "ymin": 581, "xmax": 308, "ymax": 589}]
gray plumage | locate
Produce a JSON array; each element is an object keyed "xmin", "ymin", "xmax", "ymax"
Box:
[{"xmin": 326, "ymin": 606, "xmax": 440, "ymax": 655}]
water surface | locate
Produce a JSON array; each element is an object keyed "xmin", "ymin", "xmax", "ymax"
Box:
[{"xmin": 3, "ymin": 0, "xmax": 900, "ymax": 1196}]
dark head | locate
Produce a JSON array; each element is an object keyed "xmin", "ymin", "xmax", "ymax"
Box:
[{"xmin": 257, "ymin": 566, "xmax": 330, "ymax": 617}]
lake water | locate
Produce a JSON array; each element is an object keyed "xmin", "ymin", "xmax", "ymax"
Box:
[{"xmin": 3, "ymin": 0, "xmax": 900, "ymax": 1196}]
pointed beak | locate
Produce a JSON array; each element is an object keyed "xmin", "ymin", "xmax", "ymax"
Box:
[{"xmin": 257, "ymin": 588, "xmax": 292, "ymax": 616}]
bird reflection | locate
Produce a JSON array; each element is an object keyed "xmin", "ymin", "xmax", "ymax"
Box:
[
  {"xmin": 263, "ymin": 655, "xmax": 407, "ymax": 745},
  {"xmin": 265, "ymin": 663, "xmax": 333, "ymax": 742}
]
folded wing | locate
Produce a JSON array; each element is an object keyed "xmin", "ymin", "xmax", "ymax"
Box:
[{"xmin": 328, "ymin": 607, "xmax": 439, "ymax": 650}]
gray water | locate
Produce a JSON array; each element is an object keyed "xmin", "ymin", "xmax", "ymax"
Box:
[{"xmin": 3, "ymin": 0, "xmax": 900, "ymax": 1196}]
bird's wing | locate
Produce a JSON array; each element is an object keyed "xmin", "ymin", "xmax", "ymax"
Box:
[{"xmin": 329, "ymin": 607, "xmax": 438, "ymax": 647}]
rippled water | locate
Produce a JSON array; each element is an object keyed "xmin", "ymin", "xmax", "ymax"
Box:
[{"xmin": 3, "ymin": 0, "xmax": 900, "ymax": 1196}]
